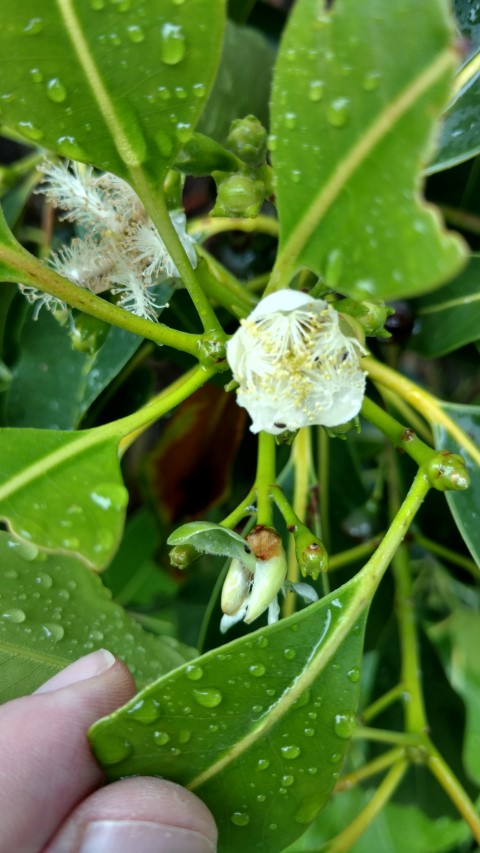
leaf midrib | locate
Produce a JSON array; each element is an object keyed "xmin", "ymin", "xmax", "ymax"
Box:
[
  {"xmin": 418, "ymin": 291, "xmax": 480, "ymax": 315},
  {"xmin": 270, "ymin": 49, "xmax": 456, "ymax": 290}
]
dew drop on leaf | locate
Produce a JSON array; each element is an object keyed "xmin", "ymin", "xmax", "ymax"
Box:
[
  {"xmin": 153, "ymin": 731, "xmax": 170, "ymax": 746},
  {"xmin": 256, "ymin": 758, "xmax": 270, "ymax": 771},
  {"xmin": 35, "ymin": 572, "xmax": 52, "ymax": 589},
  {"xmin": 282, "ymin": 774, "xmax": 295, "ymax": 786},
  {"xmin": 23, "ymin": 18, "xmax": 43, "ymax": 36},
  {"xmin": 29, "ymin": 68, "xmax": 43, "ymax": 83},
  {"xmin": 127, "ymin": 697, "xmax": 162, "ymax": 724},
  {"xmin": 308, "ymin": 80, "xmax": 324, "ymax": 101},
  {"xmin": 192, "ymin": 688, "xmax": 223, "ymax": 708},
  {"xmin": 160, "ymin": 23, "xmax": 187, "ymax": 66},
  {"xmin": 94, "ymin": 735, "xmax": 132, "ymax": 764},
  {"xmin": 249, "ymin": 663, "xmax": 266, "ymax": 677},
  {"xmin": 347, "ymin": 666, "xmax": 360, "ymax": 683},
  {"xmin": 280, "ymin": 744, "xmax": 301, "ymax": 759},
  {"xmin": 41, "ymin": 623, "xmax": 64, "ymax": 642},
  {"xmin": 90, "ymin": 0, "xmax": 106, "ymax": 8},
  {"xmin": 231, "ymin": 811, "xmax": 250, "ymax": 827},
  {"xmin": 192, "ymin": 83, "xmax": 206, "ymax": 99},
  {"xmin": 16, "ymin": 121, "xmax": 44, "ymax": 141},
  {"xmin": 283, "ymin": 648, "xmax": 296, "ymax": 660},
  {"xmin": 126, "ymin": 24, "xmax": 145, "ymax": 43},
  {"xmin": 1, "ymin": 608, "xmax": 26, "ymax": 623},
  {"xmin": 285, "ymin": 111, "xmax": 297, "ymax": 130},
  {"xmin": 327, "ymin": 97, "xmax": 350, "ymax": 127},
  {"xmin": 334, "ymin": 713, "xmax": 356, "ymax": 739},
  {"xmin": 185, "ymin": 664, "xmax": 204, "ymax": 681},
  {"xmin": 46, "ymin": 78, "xmax": 67, "ymax": 103},
  {"xmin": 362, "ymin": 70, "xmax": 382, "ymax": 91}
]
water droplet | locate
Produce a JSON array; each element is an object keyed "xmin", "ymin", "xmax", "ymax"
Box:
[
  {"xmin": 304, "ymin": 727, "xmax": 315, "ymax": 737},
  {"xmin": 347, "ymin": 666, "xmax": 360, "ymax": 683},
  {"xmin": 7, "ymin": 539, "xmax": 39, "ymax": 560},
  {"xmin": 330, "ymin": 753, "xmax": 342, "ymax": 764},
  {"xmin": 90, "ymin": 0, "xmax": 106, "ymax": 8},
  {"xmin": 327, "ymin": 98, "xmax": 350, "ymax": 127},
  {"xmin": 290, "ymin": 623, "xmax": 299, "ymax": 633},
  {"xmin": 256, "ymin": 635, "xmax": 269, "ymax": 649},
  {"xmin": 307, "ymin": 766, "xmax": 318, "ymax": 774},
  {"xmin": 283, "ymin": 648, "xmax": 296, "ymax": 660},
  {"xmin": 127, "ymin": 24, "xmax": 145, "ymax": 43},
  {"xmin": 280, "ymin": 745, "xmax": 301, "ymax": 760},
  {"xmin": 256, "ymin": 758, "xmax": 270, "ymax": 771},
  {"xmin": 94, "ymin": 735, "xmax": 132, "ymax": 764},
  {"xmin": 1, "ymin": 608, "xmax": 26, "ymax": 623},
  {"xmin": 325, "ymin": 248, "xmax": 343, "ymax": 287},
  {"xmin": 291, "ymin": 169, "xmax": 301, "ymax": 183},
  {"xmin": 192, "ymin": 688, "xmax": 222, "ymax": 708},
  {"xmin": 35, "ymin": 572, "xmax": 52, "ymax": 589},
  {"xmin": 46, "ymin": 78, "xmax": 67, "ymax": 103},
  {"xmin": 41, "ymin": 623, "xmax": 64, "ymax": 642},
  {"xmin": 293, "ymin": 688, "xmax": 311, "ymax": 709},
  {"xmin": 179, "ymin": 729, "xmax": 191, "ymax": 744},
  {"xmin": 285, "ymin": 111, "xmax": 297, "ymax": 130},
  {"xmin": 185, "ymin": 664, "xmax": 203, "ymax": 681},
  {"xmin": 24, "ymin": 17, "xmax": 43, "ymax": 35},
  {"xmin": 176, "ymin": 121, "xmax": 191, "ymax": 143},
  {"xmin": 57, "ymin": 136, "xmax": 87, "ymax": 160},
  {"xmin": 91, "ymin": 483, "xmax": 128, "ymax": 511},
  {"xmin": 363, "ymin": 70, "xmax": 382, "ymax": 91},
  {"xmin": 16, "ymin": 121, "xmax": 44, "ymax": 142},
  {"xmin": 160, "ymin": 23, "xmax": 186, "ymax": 65},
  {"xmin": 282, "ymin": 774, "xmax": 295, "ymax": 786},
  {"xmin": 268, "ymin": 134, "xmax": 277, "ymax": 153},
  {"xmin": 90, "ymin": 629, "xmax": 104, "ymax": 641},
  {"xmin": 155, "ymin": 130, "xmax": 173, "ymax": 157},
  {"xmin": 334, "ymin": 713, "xmax": 356, "ymax": 739},
  {"xmin": 153, "ymin": 730, "xmax": 170, "ymax": 745},
  {"xmin": 128, "ymin": 697, "xmax": 162, "ymax": 723},
  {"xmin": 256, "ymin": 793, "xmax": 266, "ymax": 802},
  {"xmin": 192, "ymin": 83, "xmax": 206, "ymax": 99},
  {"xmin": 308, "ymin": 80, "xmax": 324, "ymax": 102},
  {"xmin": 268, "ymin": 823, "xmax": 278, "ymax": 831},
  {"xmin": 231, "ymin": 812, "xmax": 250, "ymax": 827},
  {"xmin": 249, "ymin": 664, "xmax": 266, "ymax": 678},
  {"xmin": 30, "ymin": 68, "xmax": 43, "ymax": 83},
  {"xmin": 110, "ymin": 0, "xmax": 131, "ymax": 9}
]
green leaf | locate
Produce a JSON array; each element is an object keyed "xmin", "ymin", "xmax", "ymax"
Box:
[
  {"xmin": 197, "ymin": 21, "xmax": 274, "ymax": 145},
  {"xmin": 0, "ymin": 531, "xmax": 195, "ymax": 702},
  {"xmin": 269, "ymin": 0, "xmax": 466, "ymax": 300},
  {"xmin": 89, "ymin": 576, "xmax": 369, "ymax": 852},
  {"xmin": 0, "ymin": 0, "xmax": 225, "ymax": 179},
  {"xmin": 427, "ymin": 50, "xmax": 480, "ymax": 174},
  {"xmin": 433, "ymin": 403, "xmax": 480, "ymax": 567},
  {"xmin": 453, "ymin": 0, "xmax": 480, "ymax": 53},
  {"xmin": 412, "ymin": 255, "xmax": 480, "ymax": 357},
  {"xmin": 167, "ymin": 521, "xmax": 257, "ymax": 572},
  {"xmin": 3, "ymin": 295, "xmax": 171, "ymax": 429},
  {"xmin": 0, "ymin": 426, "xmax": 127, "ymax": 570}
]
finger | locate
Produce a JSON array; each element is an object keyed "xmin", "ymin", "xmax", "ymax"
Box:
[
  {"xmin": 0, "ymin": 650, "xmax": 136, "ymax": 853},
  {"xmin": 45, "ymin": 777, "xmax": 217, "ymax": 853}
]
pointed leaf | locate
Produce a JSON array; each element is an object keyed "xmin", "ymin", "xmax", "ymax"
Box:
[
  {"xmin": 0, "ymin": 0, "xmax": 224, "ymax": 179},
  {"xmin": 167, "ymin": 521, "xmax": 256, "ymax": 572},
  {"xmin": 413, "ymin": 256, "xmax": 480, "ymax": 356},
  {"xmin": 89, "ymin": 576, "xmax": 369, "ymax": 852},
  {"xmin": 0, "ymin": 426, "xmax": 128, "ymax": 570},
  {"xmin": 433, "ymin": 403, "xmax": 480, "ymax": 567},
  {"xmin": 427, "ymin": 49, "xmax": 480, "ymax": 174},
  {"xmin": 270, "ymin": 0, "xmax": 466, "ymax": 300},
  {"xmin": 0, "ymin": 531, "xmax": 195, "ymax": 703}
]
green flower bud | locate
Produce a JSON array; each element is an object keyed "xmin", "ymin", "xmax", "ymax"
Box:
[
  {"xmin": 169, "ymin": 544, "xmax": 200, "ymax": 570},
  {"xmin": 70, "ymin": 312, "xmax": 109, "ymax": 355},
  {"xmin": 425, "ymin": 451, "xmax": 470, "ymax": 492},
  {"xmin": 197, "ymin": 332, "xmax": 228, "ymax": 367},
  {"xmin": 227, "ymin": 115, "xmax": 268, "ymax": 167},
  {"xmin": 212, "ymin": 173, "xmax": 265, "ymax": 219},
  {"xmin": 293, "ymin": 526, "xmax": 328, "ymax": 580},
  {"xmin": 323, "ymin": 416, "xmax": 360, "ymax": 440},
  {"xmin": 337, "ymin": 298, "xmax": 394, "ymax": 339}
]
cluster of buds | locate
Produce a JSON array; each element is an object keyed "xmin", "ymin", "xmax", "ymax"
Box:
[{"xmin": 20, "ymin": 161, "xmax": 197, "ymax": 322}]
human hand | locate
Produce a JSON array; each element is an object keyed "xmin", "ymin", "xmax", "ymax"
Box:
[{"xmin": 0, "ymin": 650, "xmax": 217, "ymax": 852}]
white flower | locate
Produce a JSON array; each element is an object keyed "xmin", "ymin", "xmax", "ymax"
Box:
[
  {"xmin": 226, "ymin": 289, "xmax": 367, "ymax": 434},
  {"xmin": 111, "ymin": 260, "xmax": 167, "ymax": 321},
  {"xmin": 130, "ymin": 210, "xmax": 197, "ymax": 282}
]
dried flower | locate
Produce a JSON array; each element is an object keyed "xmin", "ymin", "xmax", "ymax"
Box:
[{"xmin": 226, "ymin": 289, "xmax": 367, "ymax": 434}]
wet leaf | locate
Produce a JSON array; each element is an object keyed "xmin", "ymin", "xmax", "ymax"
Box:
[
  {"xmin": 167, "ymin": 521, "xmax": 257, "ymax": 572},
  {"xmin": 0, "ymin": 531, "xmax": 195, "ymax": 702},
  {"xmin": 90, "ymin": 575, "xmax": 369, "ymax": 852},
  {"xmin": 412, "ymin": 255, "xmax": 480, "ymax": 356},
  {"xmin": 270, "ymin": 0, "xmax": 466, "ymax": 300},
  {"xmin": 433, "ymin": 403, "xmax": 480, "ymax": 567},
  {"xmin": 427, "ymin": 49, "xmax": 480, "ymax": 174},
  {"xmin": 145, "ymin": 384, "xmax": 246, "ymax": 523},
  {"xmin": 0, "ymin": 0, "xmax": 225, "ymax": 180},
  {"xmin": 0, "ymin": 426, "xmax": 127, "ymax": 570}
]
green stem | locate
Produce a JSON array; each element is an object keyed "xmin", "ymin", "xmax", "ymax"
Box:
[
  {"xmin": 361, "ymin": 397, "xmax": 435, "ymax": 467},
  {"xmin": 427, "ymin": 745, "xmax": 480, "ymax": 844},
  {"xmin": 220, "ymin": 487, "xmax": 257, "ymax": 529},
  {"xmin": 270, "ymin": 486, "xmax": 302, "ymax": 528},
  {"xmin": 1, "ymin": 243, "xmax": 201, "ymax": 356},
  {"xmin": 132, "ymin": 176, "xmax": 222, "ymax": 333},
  {"xmin": 326, "ymin": 761, "xmax": 408, "ymax": 853},
  {"xmin": 413, "ymin": 530, "xmax": 479, "ymax": 578},
  {"xmin": 188, "ymin": 213, "xmax": 279, "ymax": 241},
  {"xmin": 353, "ymin": 727, "xmax": 423, "ymax": 747},
  {"xmin": 195, "ymin": 246, "xmax": 257, "ymax": 316},
  {"xmin": 254, "ymin": 432, "xmax": 276, "ymax": 527},
  {"xmin": 328, "ymin": 537, "xmax": 383, "ymax": 573},
  {"xmin": 334, "ymin": 747, "xmax": 406, "ymax": 792},
  {"xmin": 363, "ymin": 357, "xmax": 480, "ymax": 467},
  {"xmin": 318, "ymin": 427, "xmax": 331, "ymax": 552},
  {"xmin": 379, "ymin": 386, "xmax": 433, "ymax": 444},
  {"xmin": 360, "ymin": 685, "xmax": 404, "ymax": 724}
]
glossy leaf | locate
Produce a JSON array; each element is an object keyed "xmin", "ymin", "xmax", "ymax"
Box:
[
  {"xmin": 197, "ymin": 21, "xmax": 274, "ymax": 145},
  {"xmin": 167, "ymin": 521, "xmax": 257, "ymax": 572},
  {"xmin": 0, "ymin": 531, "xmax": 195, "ymax": 703},
  {"xmin": 145, "ymin": 384, "xmax": 246, "ymax": 523},
  {"xmin": 90, "ymin": 576, "xmax": 369, "ymax": 852},
  {"xmin": 427, "ymin": 49, "xmax": 480, "ymax": 174},
  {"xmin": 0, "ymin": 426, "xmax": 127, "ymax": 570},
  {"xmin": 412, "ymin": 255, "xmax": 480, "ymax": 356},
  {"xmin": 270, "ymin": 0, "xmax": 466, "ymax": 300},
  {"xmin": 453, "ymin": 0, "xmax": 480, "ymax": 51},
  {"xmin": 3, "ymin": 305, "xmax": 151, "ymax": 429},
  {"xmin": 433, "ymin": 403, "xmax": 480, "ymax": 567},
  {"xmin": 0, "ymin": 0, "xmax": 224, "ymax": 180}
]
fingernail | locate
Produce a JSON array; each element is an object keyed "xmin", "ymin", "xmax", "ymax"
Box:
[
  {"xmin": 79, "ymin": 820, "xmax": 216, "ymax": 853},
  {"xmin": 35, "ymin": 649, "xmax": 116, "ymax": 694}
]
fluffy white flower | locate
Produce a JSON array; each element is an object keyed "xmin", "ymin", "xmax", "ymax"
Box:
[
  {"xmin": 39, "ymin": 161, "xmax": 123, "ymax": 232},
  {"xmin": 131, "ymin": 210, "xmax": 197, "ymax": 282},
  {"xmin": 111, "ymin": 260, "xmax": 168, "ymax": 321},
  {"xmin": 226, "ymin": 289, "xmax": 367, "ymax": 434}
]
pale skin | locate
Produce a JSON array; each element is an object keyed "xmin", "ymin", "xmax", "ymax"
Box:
[{"xmin": 0, "ymin": 650, "xmax": 217, "ymax": 853}]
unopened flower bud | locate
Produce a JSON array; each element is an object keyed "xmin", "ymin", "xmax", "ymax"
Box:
[
  {"xmin": 70, "ymin": 312, "xmax": 109, "ymax": 355},
  {"xmin": 169, "ymin": 544, "xmax": 200, "ymax": 570},
  {"xmin": 244, "ymin": 535, "xmax": 287, "ymax": 625},
  {"xmin": 221, "ymin": 558, "xmax": 251, "ymax": 616},
  {"xmin": 227, "ymin": 115, "xmax": 268, "ymax": 167},
  {"xmin": 293, "ymin": 527, "xmax": 328, "ymax": 580},
  {"xmin": 337, "ymin": 298, "xmax": 394, "ymax": 339},
  {"xmin": 213, "ymin": 173, "xmax": 265, "ymax": 219},
  {"xmin": 426, "ymin": 451, "xmax": 470, "ymax": 492}
]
